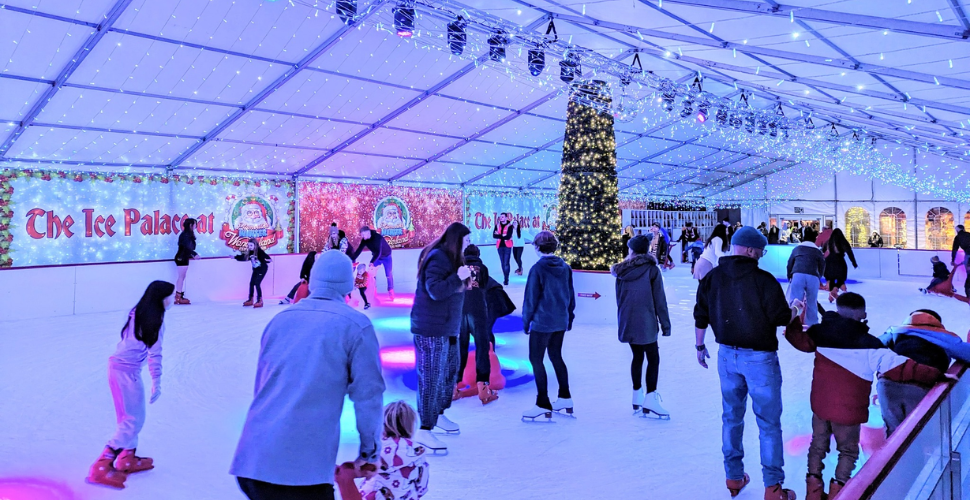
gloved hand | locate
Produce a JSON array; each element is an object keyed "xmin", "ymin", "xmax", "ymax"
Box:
[{"xmin": 150, "ymin": 379, "xmax": 161, "ymax": 404}]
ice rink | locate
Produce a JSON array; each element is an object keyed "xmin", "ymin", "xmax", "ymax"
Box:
[{"xmin": 2, "ymin": 263, "xmax": 968, "ymax": 500}]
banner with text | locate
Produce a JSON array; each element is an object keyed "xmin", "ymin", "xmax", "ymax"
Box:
[
  {"xmin": 299, "ymin": 182, "xmax": 463, "ymax": 253},
  {"xmin": 0, "ymin": 170, "xmax": 294, "ymax": 268},
  {"xmin": 464, "ymin": 190, "xmax": 558, "ymax": 245}
]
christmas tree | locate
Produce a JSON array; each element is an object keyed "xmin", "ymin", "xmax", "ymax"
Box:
[{"xmin": 557, "ymin": 81, "xmax": 623, "ymax": 270}]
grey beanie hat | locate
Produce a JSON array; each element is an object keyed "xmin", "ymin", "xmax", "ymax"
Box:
[{"xmin": 309, "ymin": 250, "xmax": 355, "ymax": 298}]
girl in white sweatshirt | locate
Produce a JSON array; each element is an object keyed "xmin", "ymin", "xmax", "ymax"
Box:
[{"xmin": 87, "ymin": 280, "xmax": 174, "ymax": 489}]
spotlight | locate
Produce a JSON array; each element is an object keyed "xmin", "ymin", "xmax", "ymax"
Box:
[
  {"xmin": 715, "ymin": 107, "xmax": 728, "ymax": 126},
  {"xmin": 758, "ymin": 120, "xmax": 768, "ymax": 135},
  {"xmin": 528, "ymin": 48, "xmax": 545, "ymax": 76},
  {"xmin": 488, "ymin": 32, "xmax": 508, "ymax": 62},
  {"xmin": 336, "ymin": 0, "xmax": 357, "ymax": 25},
  {"xmin": 769, "ymin": 121, "xmax": 778, "ymax": 137},
  {"xmin": 696, "ymin": 104, "xmax": 708, "ymax": 123},
  {"xmin": 680, "ymin": 99, "xmax": 693, "ymax": 119},
  {"xmin": 447, "ymin": 17, "xmax": 466, "ymax": 55},
  {"xmin": 729, "ymin": 112, "xmax": 742, "ymax": 129},
  {"xmin": 394, "ymin": 0, "xmax": 415, "ymax": 38},
  {"xmin": 559, "ymin": 53, "xmax": 580, "ymax": 83}
]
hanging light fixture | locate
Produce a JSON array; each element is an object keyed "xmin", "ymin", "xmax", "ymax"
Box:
[
  {"xmin": 715, "ymin": 107, "xmax": 728, "ymax": 126},
  {"xmin": 528, "ymin": 48, "xmax": 545, "ymax": 76},
  {"xmin": 394, "ymin": 0, "xmax": 416, "ymax": 38},
  {"xmin": 560, "ymin": 51, "xmax": 580, "ymax": 83},
  {"xmin": 447, "ymin": 17, "xmax": 466, "ymax": 55},
  {"xmin": 336, "ymin": 0, "xmax": 357, "ymax": 25},
  {"xmin": 488, "ymin": 31, "xmax": 508, "ymax": 62},
  {"xmin": 621, "ymin": 53, "xmax": 643, "ymax": 86}
]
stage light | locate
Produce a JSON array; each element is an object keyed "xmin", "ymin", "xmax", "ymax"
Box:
[
  {"xmin": 680, "ymin": 99, "xmax": 693, "ymax": 118},
  {"xmin": 336, "ymin": 0, "xmax": 357, "ymax": 25},
  {"xmin": 745, "ymin": 114, "xmax": 755, "ymax": 133},
  {"xmin": 696, "ymin": 104, "xmax": 708, "ymax": 123},
  {"xmin": 447, "ymin": 17, "xmax": 466, "ymax": 55},
  {"xmin": 528, "ymin": 48, "xmax": 545, "ymax": 76},
  {"xmin": 394, "ymin": 0, "xmax": 416, "ymax": 38},
  {"xmin": 559, "ymin": 53, "xmax": 580, "ymax": 83},
  {"xmin": 488, "ymin": 32, "xmax": 508, "ymax": 62},
  {"xmin": 715, "ymin": 107, "xmax": 728, "ymax": 126}
]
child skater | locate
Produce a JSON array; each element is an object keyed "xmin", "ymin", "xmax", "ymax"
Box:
[
  {"xmin": 281, "ymin": 251, "xmax": 316, "ymax": 304},
  {"xmin": 920, "ymin": 256, "xmax": 954, "ymax": 295},
  {"xmin": 234, "ymin": 240, "xmax": 271, "ymax": 308},
  {"xmin": 87, "ymin": 280, "xmax": 175, "ymax": 489},
  {"xmin": 335, "ymin": 401, "xmax": 430, "ymax": 500},
  {"xmin": 355, "ymin": 262, "xmax": 372, "ymax": 310},
  {"xmin": 521, "ymin": 231, "xmax": 576, "ymax": 421}
]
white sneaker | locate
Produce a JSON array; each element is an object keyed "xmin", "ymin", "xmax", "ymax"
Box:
[
  {"xmin": 415, "ymin": 429, "xmax": 447, "ymax": 453},
  {"xmin": 642, "ymin": 391, "xmax": 670, "ymax": 419},
  {"xmin": 434, "ymin": 414, "xmax": 460, "ymax": 434},
  {"xmin": 521, "ymin": 406, "xmax": 553, "ymax": 421},
  {"xmin": 632, "ymin": 388, "xmax": 645, "ymax": 411},
  {"xmin": 552, "ymin": 398, "xmax": 574, "ymax": 415}
]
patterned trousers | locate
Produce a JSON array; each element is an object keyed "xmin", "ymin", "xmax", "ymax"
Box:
[{"xmin": 413, "ymin": 335, "xmax": 459, "ymax": 430}]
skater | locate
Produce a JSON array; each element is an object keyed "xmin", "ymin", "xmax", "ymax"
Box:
[
  {"xmin": 410, "ymin": 223, "xmax": 473, "ymax": 453},
  {"xmin": 521, "ymin": 231, "xmax": 576, "ymax": 422},
  {"xmin": 767, "ymin": 224, "xmax": 780, "ymax": 245},
  {"xmin": 647, "ymin": 222, "xmax": 671, "ymax": 270},
  {"xmin": 173, "ymin": 218, "xmax": 199, "ymax": 304},
  {"xmin": 493, "ymin": 212, "xmax": 514, "ymax": 285},
  {"xmin": 822, "ymin": 228, "xmax": 857, "ymax": 303},
  {"xmin": 815, "ymin": 220, "xmax": 834, "ymax": 249},
  {"xmin": 281, "ymin": 251, "xmax": 316, "ymax": 305},
  {"xmin": 784, "ymin": 293, "xmax": 944, "ymax": 500},
  {"xmin": 334, "ymin": 401, "xmax": 430, "ymax": 500},
  {"xmin": 693, "ymin": 226, "xmax": 802, "ymax": 500},
  {"xmin": 621, "ymin": 225, "xmax": 634, "ymax": 257},
  {"xmin": 355, "ymin": 263, "xmax": 372, "ymax": 310},
  {"xmin": 231, "ymin": 250, "xmax": 385, "ymax": 500},
  {"xmin": 693, "ymin": 223, "xmax": 729, "ymax": 280},
  {"xmin": 512, "ymin": 216, "xmax": 526, "ymax": 276},
  {"xmin": 868, "ymin": 231, "xmax": 883, "ymax": 248},
  {"xmin": 234, "ymin": 240, "xmax": 272, "ymax": 308},
  {"xmin": 786, "ymin": 231, "xmax": 825, "ymax": 325},
  {"xmin": 611, "ymin": 234, "xmax": 671, "ymax": 418},
  {"xmin": 352, "ymin": 226, "xmax": 395, "ymax": 300},
  {"xmin": 87, "ymin": 280, "xmax": 174, "ymax": 489},
  {"xmin": 920, "ymin": 256, "xmax": 951, "ymax": 294},
  {"xmin": 678, "ymin": 222, "xmax": 700, "ymax": 263},
  {"xmin": 951, "ymin": 225, "xmax": 970, "ymax": 299},
  {"xmin": 323, "ymin": 222, "xmax": 350, "ymax": 254},
  {"xmin": 458, "ymin": 244, "xmax": 499, "ymax": 405}
]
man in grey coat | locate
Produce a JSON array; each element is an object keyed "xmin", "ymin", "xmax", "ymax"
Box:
[{"xmin": 231, "ymin": 250, "xmax": 385, "ymax": 500}]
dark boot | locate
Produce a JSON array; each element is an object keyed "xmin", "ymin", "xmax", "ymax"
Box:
[
  {"xmin": 806, "ymin": 474, "xmax": 826, "ymax": 500},
  {"xmin": 726, "ymin": 473, "xmax": 750, "ymax": 498},
  {"xmin": 765, "ymin": 484, "xmax": 797, "ymax": 500}
]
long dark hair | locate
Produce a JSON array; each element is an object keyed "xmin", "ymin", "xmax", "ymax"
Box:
[
  {"xmin": 707, "ymin": 224, "xmax": 730, "ymax": 252},
  {"xmin": 300, "ymin": 251, "xmax": 317, "ymax": 280},
  {"xmin": 825, "ymin": 228, "xmax": 851, "ymax": 255},
  {"xmin": 182, "ymin": 218, "xmax": 197, "ymax": 240},
  {"xmin": 418, "ymin": 222, "xmax": 471, "ymax": 276},
  {"xmin": 123, "ymin": 280, "xmax": 174, "ymax": 348}
]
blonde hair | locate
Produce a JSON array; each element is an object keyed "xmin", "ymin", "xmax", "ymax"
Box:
[{"xmin": 383, "ymin": 401, "xmax": 417, "ymax": 440}]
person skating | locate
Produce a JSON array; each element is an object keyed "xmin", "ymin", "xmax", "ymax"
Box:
[
  {"xmin": 512, "ymin": 217, "xmax": 526, "ymax": 276},
  {"xmin": 951, "ymin": 225, "xmax": 970, "ymax": 299},
  {"xmin": 352, "ymin": 226, "xmax": 395, "ymax": 300},
  {"xmin": 694, "ymin": 223, "xmax": 729, "ymax": 280},
  {"xmin": 173, "ymin": 218, "xmax": 200, "ymax": 304},
  {"xmin": 768, "ymin": 224, "xmax": 780, "ymax": 245},
  {"xmin": 822, "ymin": 229, "xmax": 857, "ymax": 302},
  {"xmin": 786, "ymin": 231, "xmax": 825, "ymax": 326},
  {"xmin": 354, "ymin": 263, "xmax": 372, "ymax": 310},
  {"xmin": 521, "ymin": 231, "xmax": 576, "ymax": 421},
  {"xmin": 493, "ymin": 212, "xmax": 514, "ymax": 285},
  {"xmin": 693, "ymin": 226, "xmax": 802, "ymax": 500},
  {"xmin": 784, "ymin": 293, "xmax": 944, "ymax": 500},
  {"xmin": 230, "ymin": 250, "xmax": 385, "ymax": 500},
  {"xmin": 621, "ymin": 225, "xmax": 634, "ymax": 259},
  {"xmin": 234, "ymin": 240, "xmax": 271, "ymax": 308},
  {"xmin": 281, "ymin": 251, "xmax": 316, "ymax": 304},
  {"xmin": 648, "ymin": 222, "xmax": 672, "ymax": 270},
  {"xmin": 87, "ymin": 281, "xmax": 174, "ymax": 489},
  {"xmin": 410, "ymin": 223, "xmax": 473, "ymax": 453},
  {"xmin": 920, "ymin": 256, "xmax": 952, "ymax": 294},
  {"xmin": 457, "ymin": 244, "xmax": 498, "ymax": 405},
  {"xmin": 611, "ymin": 234, "xmax": 672, "ymax": 419},
  {"xmin": 815, "ymin": 220, "xmax": 834, "ymax": 249},
  {"xmin": 678, "ymin": 222, "xmax": 700, "ymax": 263},
  {"xmin": 323, "ymin": 222, "xmax": 350, "ymax": 254}
]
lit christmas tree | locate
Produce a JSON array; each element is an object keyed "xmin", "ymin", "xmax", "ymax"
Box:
[{"xmin": 557, "ymin": 81, "xmax": 623, "ymax": 270}]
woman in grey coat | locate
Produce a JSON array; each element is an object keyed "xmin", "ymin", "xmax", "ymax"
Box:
[{"xmin": 611, "ymin": 234, "xmax": 672, "ymax": 419}]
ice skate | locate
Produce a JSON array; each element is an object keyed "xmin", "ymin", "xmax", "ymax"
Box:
[
  {"xmin": 919, "ymin": 288, "xmax": 927, "ymax": 294},
  {"xmin": 805, "ymin": 474, "xmax": 825, "ymax": 500},
  {"xmin": 175, "ymin": 292, "xmax": 191, "ymax": 305},
  {"xmin": 726, "ymin": 473, "xmax": 750, "ymax": 498},
  {"xmin": 521, "ymin": 406, "xmax": 553, "ymax": 422},
  {"xmin": 631, "ymin": 388, "xmax": 644, "ymax": 412},
  {"xmin": 764, "ymin": 484, "xmax": 797, "ymax": 500},
  {"xmin": 363, "ymin": 303, "xmax": 371, "ymax": 310},
  {"xmin": 114, "ymin": 448, "xmax": 154, "ymax": 474},
  {"xmin": 414, "ymin": 429, "xmax": 447, "ymax": 455},
  {"xmin": 641, "ymin": 391, "xmax": 669, "ymax": 420},
  {"xmin": 478, "ymin": 381, "xmax": 499, "ymax": 405},
  {"xmin": 387, "ymin": 289, "xmax": 396, "ymax": 301},
  {"xmin": 86, "ymin": 447, "xmax": 127, "ymax": 489},
  {"xmin": 434, "ymin": 414, "xmax": 460, "ymax": 435},
  {"xmin": 828, "ymin": 479, "xmax": 843, "ymax": 499},
  {"xmin": 253, "ymin": 299, "xmax": 263, "ymax": 308},
  {"xmin": 552, "ymin": 398, "xmax": 574, "ymax": 416},
  {"xmin": 242, "ymin": 298, "xmax": 254, "ymax": 307}
]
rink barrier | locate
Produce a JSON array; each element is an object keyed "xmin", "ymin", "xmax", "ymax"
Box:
[{"xmin": 840, "ymin": 362, "xmax": 970, "ymax": 500}]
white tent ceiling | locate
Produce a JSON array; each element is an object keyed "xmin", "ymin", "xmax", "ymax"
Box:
[{"xmin": 0, "ymin": 0, "xmax": 968, "ymax": 202}]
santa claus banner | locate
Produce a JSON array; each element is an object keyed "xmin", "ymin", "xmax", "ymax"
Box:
[
  {"xmin": 298, "ymin": 182, "xmax": 463, "ymax": 253},
  {"xmin": 0, "ymin": 169, "xmax": 294, "ymax": 268},
  {"xmin": 464, "ymin": 190, "xmax": 558, "ymax": 245}
]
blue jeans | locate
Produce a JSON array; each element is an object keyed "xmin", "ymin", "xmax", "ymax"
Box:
[
  {"xmin": 373, "ymin": 256, "xmax": 393, "ymax": 291},
  {"xmin": 497, "ymin": 246, "xmax": 512, "ymax": 283},
  {"xmin": 788, "ymin": 273, "xmax": 820, "ymax": 326},
  {"xmin": 718, "ymin": 345, "xmax": 785, "ymax": 487}
]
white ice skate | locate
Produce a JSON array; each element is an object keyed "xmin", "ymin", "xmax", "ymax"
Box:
[
  {"xmin": 433, "ymin": 414, "xmax": 460, "ymax": 435},
  {"xmin": 521, "ymin": 406, "xmax": 553, "ymax": 422},
  {"xmin": 415, "ymin": 429, "xmax": 448, "ymax": 455},
  {"xmin": 632, "ymin": 388, "xmax": 645, "ymax": 413},
  {"xmin": 552, "ymin": 398, "xmax": 574, "ymax": 417},
  {"xmin": 641, "ymin": 391, "xmax": 670, "ymax": 420}
]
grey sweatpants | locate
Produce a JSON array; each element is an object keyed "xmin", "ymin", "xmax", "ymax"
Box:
[
  {"xmin": 107, "ymin": 365, "xmax": 146, "ymax": 450},
  {"xmin": 877, "ymin": 379, "xmax": 930, "ymax": 436}
]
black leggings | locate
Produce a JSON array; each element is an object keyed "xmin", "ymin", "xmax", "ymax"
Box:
[
  {"xmin": 513, "ymin": 246, "xmax": 524, "ymax": 272},
  {"xmin": 459, "ymin": 314, "xmax": 491, "ymax": 383},
  {"xmin": 630, "ymin": 343, "xmax": 660, "ymax": 393},
  {"xmin": 528, "ymin": 330, "xmax": 570, "ymax": 410},
  {"xmin": 237, "ymin": 477, "xmax": 334, "ymax": 500},
  {"xmin": 249, "ymin": 267, "xmax": 267, "ymax": 300},
  {"xmin": 828, "ymin": 276, "xmax": 845, "ymax": 292}
]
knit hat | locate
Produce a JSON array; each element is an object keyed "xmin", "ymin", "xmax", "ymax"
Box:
[
  {"xmin": 730, "ymin": 226, "xmax": 768, "ymax": 250},
  {"xmin": 628, "ymin": 234, "xmax": 652, "ymax": 254},
  {"xmin": 309, "ymin": 250, "xmax": 355, "ymax": 298}
]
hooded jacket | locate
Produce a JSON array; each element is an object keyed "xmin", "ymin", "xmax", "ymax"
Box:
[
  {"xmin": 523, "ymin": 255, "xmax": 575, "ymax": 334},
  {"xmin": 694, "ymin": 255, "xmax": 792, "ymax": 351},
  {"xmin": 462, "ymin": 249, "xmax": 490, "ymax": 335},
  {"xmin": 175, "ymin": 230, "xmax": 197, "ymax": 260},
  {"xmin": 612, "ymin": 254, "xmax": 671, "ymax": 345},
  {"xmin": 880, "ymin": 311, "xmax": 963, "ymax": 373},
  {"xmin": 410, "ymin": 249, "xmax": 465, "ymax": 338},
  {"xmin": 787, "ymin": 241, "xmax": 826, "ymax": 280}
]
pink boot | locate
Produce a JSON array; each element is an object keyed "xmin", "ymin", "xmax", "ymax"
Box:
[
  {"xmin": 114, "ymin": 448, "xmax": 154, "ymax": 473},
  {"xmin": 87, "ymin": 447, "xmax": 127, "ymax": 489}
]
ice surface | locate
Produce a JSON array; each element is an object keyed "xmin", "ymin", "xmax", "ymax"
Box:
[{"xmin": 1, "ymin": 265, "xmax": 968, "ymax": 500}]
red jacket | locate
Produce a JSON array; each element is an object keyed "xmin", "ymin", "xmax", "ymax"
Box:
[
  {"xmin": 786, "ymin": 316, "xmax": 942, "ymax": 425},
  {"xmin": 493, "ymin": 222, "xmax": 513, "ymax": 248}
]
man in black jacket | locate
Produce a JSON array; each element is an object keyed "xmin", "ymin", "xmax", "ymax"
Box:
[
  {"xmin": 694, "ymin": 226, "xmax": 802, "ymax": 500},
  {"xmin": 351, "ymin": 227, "xmax": 395, "ymax": 300},
  {"xmin": 952, "ymin": 225, "xmax": 970, "ymax": 298}
]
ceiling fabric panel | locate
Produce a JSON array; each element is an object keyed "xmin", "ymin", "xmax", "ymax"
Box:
[
  {"xmin": 302, "ymin": 152, "xmax": 420, "ymax": 180},
  {"xmin": 0, "ymin": 8, "xmax": 92, "ymax": 79},
  {"xmin": 179, "ymin": 141, "xmax": 319, "ymax": 173},
  {"xmin": 219, "ymin": 111, "xmax": 367, "ymax": 150},
  {"xmin": 6, "ymin": 126, "xmax": 194, "ymax": 164}
]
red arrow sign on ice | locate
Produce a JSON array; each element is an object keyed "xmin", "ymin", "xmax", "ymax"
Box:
[{"xmin": 577, "ymin": 292, "xmax": 601, "ymax": 300}]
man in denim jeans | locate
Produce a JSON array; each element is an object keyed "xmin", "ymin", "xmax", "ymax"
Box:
[{"xmin": 694, "ymin": 226, "xmax": 803, "ymax": 500}]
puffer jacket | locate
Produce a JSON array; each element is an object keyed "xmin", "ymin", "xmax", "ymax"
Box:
[{"xmin": 612, "ymin": 254, "xmax": 671, "ymax": 344}]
